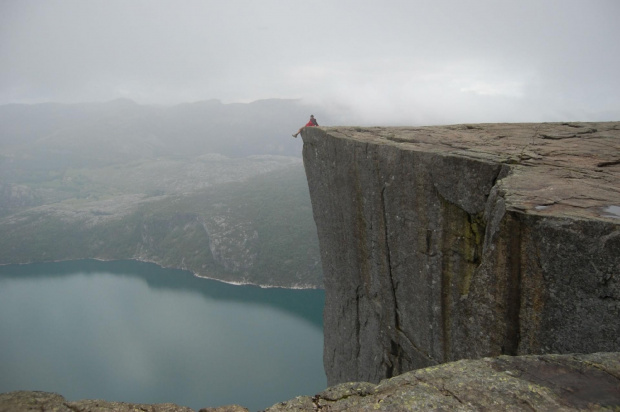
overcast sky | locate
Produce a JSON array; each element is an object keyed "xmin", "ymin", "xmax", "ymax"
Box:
[{"xmin": 1, "ymin": 0, "xmax": 619, "ymax": 125}]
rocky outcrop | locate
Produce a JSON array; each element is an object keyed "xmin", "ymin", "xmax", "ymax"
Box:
[
  {"xmin": 0, "ymin": 183, "xmax": 41, "ymax": 216},
  {"xmin": 200, "ymin": 214, "xmax": 259, "ymax": 273},
  {"xmin": 0, "ymin": 391, "xmax": 194, "ymax": 412},
  {"xmin": 301, "ymin": 123, "xmax": 620, "ymax": 385},
  {"xmin": 265, "ymin": 352, "xmax": 620, "ymax": 411},
  {"xmin": 4, "ymin": 352, "xmax": 619, "ymax": 411},
  {"xmin": 0, "ymin": 391, "xmax": 248, "ymax": 412}
]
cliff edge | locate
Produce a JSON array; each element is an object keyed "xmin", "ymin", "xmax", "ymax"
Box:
[{"xmin": 301, "ymin": 122, "xmax": 620, "ymax": 385}]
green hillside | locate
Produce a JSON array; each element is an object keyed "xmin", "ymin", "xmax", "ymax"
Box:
[
  {"xmin": 0, "ymin": 100, "xmax": 324, "ymax": 288},
  {"xmin": 0, "ymin": 163, "xmax": 322, "ymax": 288}
]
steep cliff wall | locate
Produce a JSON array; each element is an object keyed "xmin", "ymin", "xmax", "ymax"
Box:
[{"xmin": 301, "ymin": 123, "xmax": 620, "ymax": 385}]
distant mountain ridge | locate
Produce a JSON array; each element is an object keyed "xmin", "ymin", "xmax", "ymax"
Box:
[
  {"xmin": 0, "ymin": 98, "xmax": 326, "ymax": 162},
  {"xmin": 0, "ymin": 99, "xmax": 324, "ymax": 288}
]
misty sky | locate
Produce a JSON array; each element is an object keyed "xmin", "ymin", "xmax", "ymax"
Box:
[{"xmin": 1, "ymin": 0, "xmax": 619, "ymax": 125}]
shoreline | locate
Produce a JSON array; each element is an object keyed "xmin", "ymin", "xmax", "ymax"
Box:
[{"xmin": 0, "ymin": 256, "xmax": 324, "ymax": 291}]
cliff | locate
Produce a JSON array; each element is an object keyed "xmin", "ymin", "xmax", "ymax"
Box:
[{"xmin": 301, "ymin": 122, "xmax": 620, "ymax": 385}]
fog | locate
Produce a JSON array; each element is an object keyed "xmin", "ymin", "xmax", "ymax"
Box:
[{"xmin": 1, "ymin": 0, "xmax": 619, "ymax": 125}]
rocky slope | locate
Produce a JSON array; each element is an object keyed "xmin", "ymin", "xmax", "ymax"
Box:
[
  {"xmin": 0, "ymin": 163, "xmax": 323, "ymax": 289},
  {"xmin": 301, "ymin": 122, "xmax": 620, "ymax": 385}
]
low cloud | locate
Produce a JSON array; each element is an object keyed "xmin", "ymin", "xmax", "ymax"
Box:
[{"xmin": 1, "ymin": 0, "xmax": 619, "ymax": 125}]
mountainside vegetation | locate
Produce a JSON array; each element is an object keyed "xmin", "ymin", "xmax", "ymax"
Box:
[{"xmin": 0, "ymin": 99, "xmax": 323, "ymax": 288}]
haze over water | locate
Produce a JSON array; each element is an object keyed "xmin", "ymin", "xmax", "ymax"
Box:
[{"xmin": 0, "ymin": 260, "xmax": 326, "ymax": 411}]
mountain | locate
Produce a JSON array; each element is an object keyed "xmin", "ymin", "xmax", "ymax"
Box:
[
  {"xmin": 0, "ymin": 163, "xmax": 322, "ymax": 288},
  {"xmin": 0, "ymin": 98, "xmax": 325, "ymax": 162},
  {"xmin": 0, "ymin": 99, "xmax": 324, "ymax": 288}
]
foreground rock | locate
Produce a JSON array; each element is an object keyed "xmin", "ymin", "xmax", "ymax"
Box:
[
  {"xmin": 3, "ymin": 352, "xmax": 619, "ymax": 411},
  {"xmin": 266, "ymin": 352, "xmax": 620, "ymax": 411},
  {"xmin": 0, "ymin": 391, "xmax": 248, "ymax": 412},
  {"xmin": 302, "ymin": 123, "xmax": 620, "ymax": 385},
  {"xmin": 0, "ymin": 391, "xmax": 192, "ymax": 411}
]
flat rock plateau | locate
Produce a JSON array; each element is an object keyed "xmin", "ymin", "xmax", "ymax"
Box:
[{"xmin": 320, "ymin": 122, "xmax": 619, "ymax": 221}]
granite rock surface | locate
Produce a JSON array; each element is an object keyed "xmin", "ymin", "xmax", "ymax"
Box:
[
  {"xmin": 0, "ymin": 391, "xmax": 248, "ymax": 412},
  {"xmin": 265, "ymin": 352, "xmax": 620, "ymax": 411},
  {"xmin": 301, "ymin": 122, "xmax": 620, "ymax": 385}
]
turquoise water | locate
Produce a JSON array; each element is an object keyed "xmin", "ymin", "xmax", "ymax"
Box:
[{"xmin": 0, "ymin": 260, "xmax": 325, "ymax": 411}]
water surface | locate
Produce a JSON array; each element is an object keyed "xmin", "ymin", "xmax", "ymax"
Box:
[
  {"xmin": 0, "ymin": 260, "xmax": 325, "ymax": 411},
  {"xmin": 602, "ymin": 205, "xmax": 620, "ymax": 219}
]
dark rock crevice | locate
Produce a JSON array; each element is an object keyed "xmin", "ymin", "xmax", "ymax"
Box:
[
  {"xmin": 63, "ymin": 402, "xmax": 82, "ymax": 412},
  {"xmin": 503, "ymin": 213, "xmax": 522, "ymax": 356},
  {"xmin": 540, "ymin": 127, "xmax": 597, "ymax": 140},
  {"xmin": 380, "ymin": 184, "xmax": 403, "ymax": 378},
  {"xmin": 597, "ymin": 159, "xmax": 620, "ymax": 167}
]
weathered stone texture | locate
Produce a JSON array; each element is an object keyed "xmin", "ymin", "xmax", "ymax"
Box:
[
  {"xmin": 264, "ymin": 352, "xmax": 620, "ymax": 411},
  {"xmin": 0, "ymin": 391, "xmax": 250, "ymax": 412},
  {"xmin": 0, "ymin": 390, "xmax": 197, "ymax": 412},
  {"xmin": 301, "ymin": 123, "xmax": 620, "ymax": 385}
]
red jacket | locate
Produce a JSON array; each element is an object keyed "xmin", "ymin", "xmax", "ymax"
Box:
[{"xmin": 305, "ymin": 118, "xmax": 318, "ymax": 127}]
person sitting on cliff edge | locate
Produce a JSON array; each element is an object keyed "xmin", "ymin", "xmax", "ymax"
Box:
[{"xmin": 292, "ymin": 115, "xmax": 319, "ymax": 138}]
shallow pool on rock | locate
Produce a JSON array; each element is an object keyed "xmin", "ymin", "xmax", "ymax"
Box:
[
  {"xmin": 0, "ymin": 260, "xmax": 326, "ymax": 411},
  {"xmin": 602, "ymin": 205, "xmax": 620, "ymax": 219}
]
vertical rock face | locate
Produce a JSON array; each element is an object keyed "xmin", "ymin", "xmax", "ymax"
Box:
[{"xmin": 301, "ymin": 123, "xmax": 620, "ymax": 385}]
